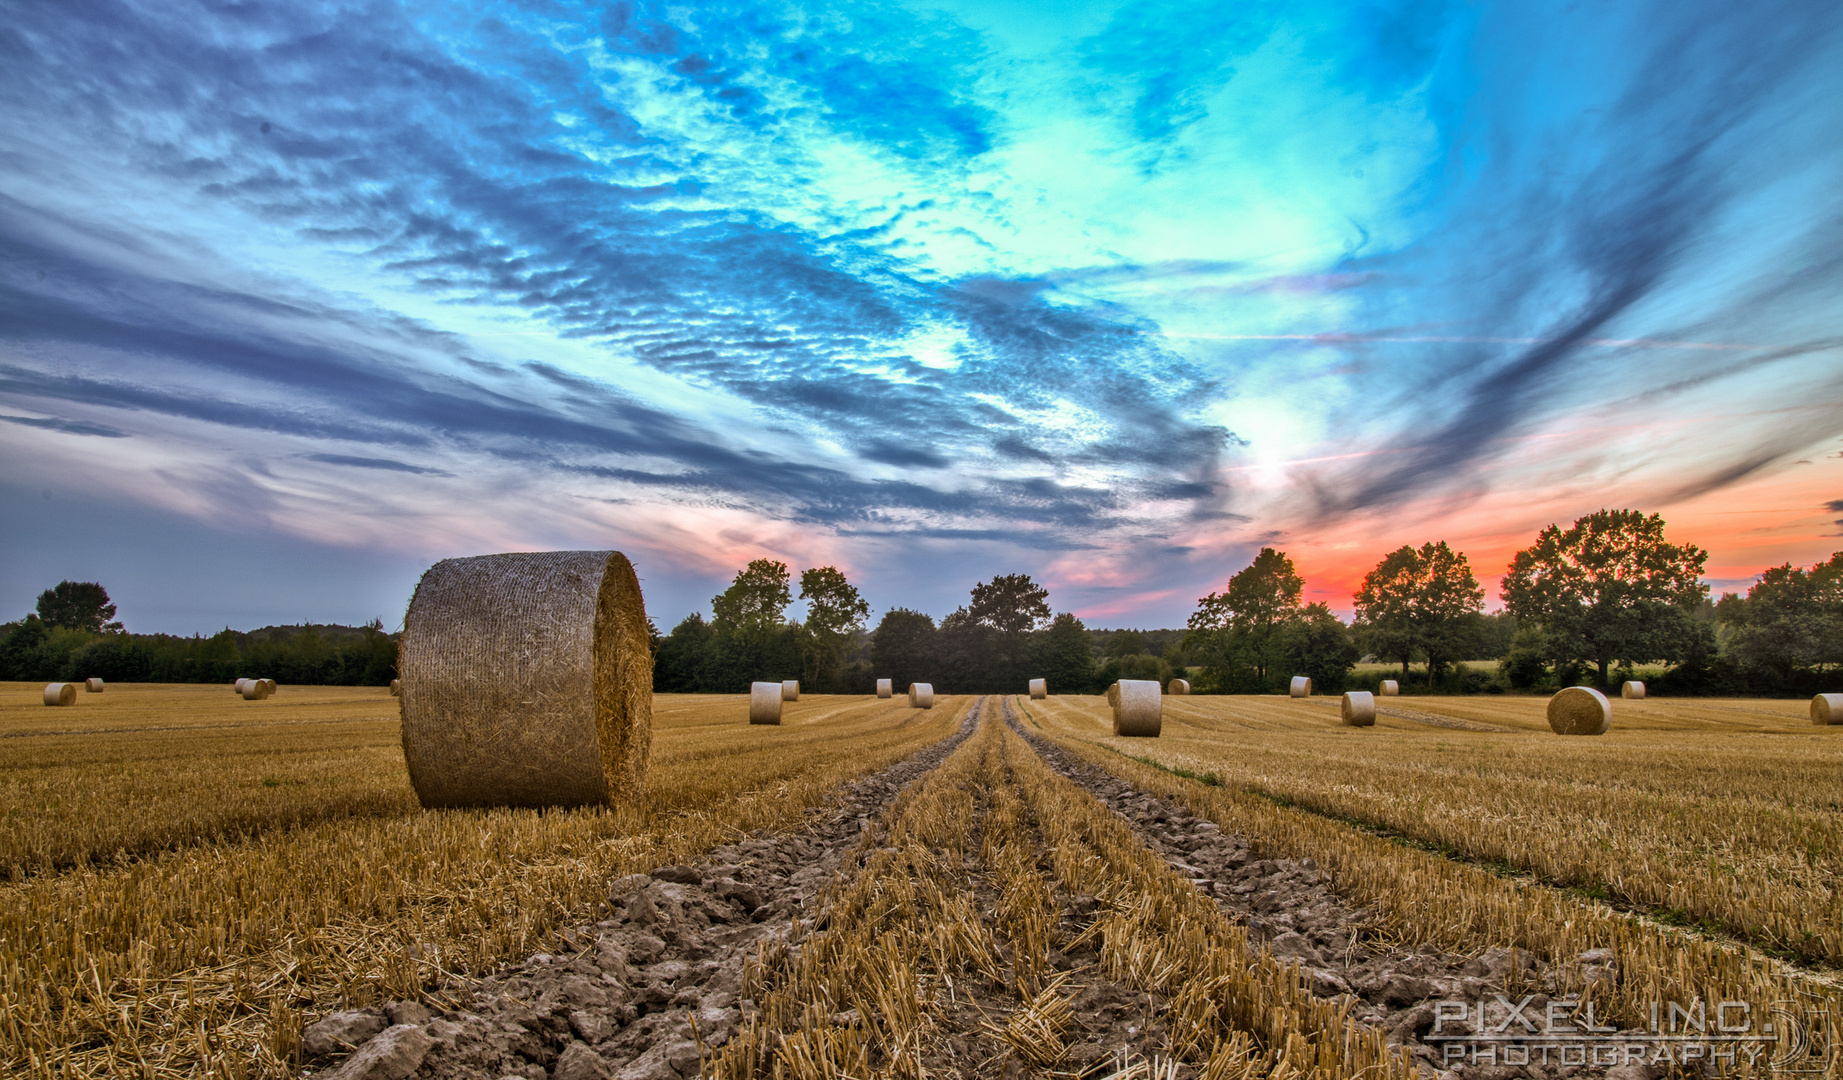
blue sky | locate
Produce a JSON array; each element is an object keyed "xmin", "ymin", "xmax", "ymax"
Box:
[{"xmin": 2, "ymin": 0, "xmax": 1840, "ymax": 633}]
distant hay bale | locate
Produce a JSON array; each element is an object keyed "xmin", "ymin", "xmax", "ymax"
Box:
[
  {"xmin": 749, "ymin": 682, "xmax": 783, "ymax": 725},
  {"xmin": 43, "ymin": 683, "xmax": 76, "ymax": 707},
  {"xmin": 233, "ymin": 678, "xmax": 251, "ymax": 693},
  {"xmin": 1289, "ymin": 676, "xmax": 1312, "ymax": 698},
  {"xmin": 1029, "ymin": 678, "xmax": 1046, "ymax": 700},
  {"xmin": 1379, "ymin": 680, "xmax": 1399, "ymax": 696},
  {"xmin": 1341, "ymin": 691, "xmax": 1376, "ymax": 727},
  {"xmin": 389, "ymin": 679, "xmax": 401, "ymax": 697},
  {"xmin": 85, "ymin": 678, "xmax": 103, "ymax": 692},
  {"xmin": 1621, "ymin": 680, "xmax": 1645, "ymax": 699},
  {"xmin": 1113, "ymin": 679, "xmax": 1162, "ymax": 737},
  {"xmin": 1548, "ymin": 686, "xmax": 1611, "ymax": 736},
  {"xmin": 1168, "ymin": 678, "xmax": 1190, "ymax": 695},
  {"xmin": 781, "ymin": 680, "xmax": 799, "ymax": 702},
  {"xmin": 1107, "ymin": 682, "xmax": 1121, "ymax": 710},
  {"xmin": 259, "ymin": 678, "xmax": 277, "ymax": 696},
  {"xmin": 1813, "ymin": 694, "xmax": 1843, "ymax": 726},
  {"xmin": 241, "ymin": 681, "xmax": 268, "ymax": 700},
  {"xmin": 399, "ymin": 550, "xmax": 652, "ymax": 809},
  {"xmin": 908, "ymin": 683, "xmax": 934, "ymax": 709},
  {"xmin": 876, "ymin": 678, "xmax": 892, "ymax": 699}
]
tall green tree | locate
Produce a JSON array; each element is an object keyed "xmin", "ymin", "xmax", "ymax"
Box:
[
  {"xmin": 968, "ymin": 572, "xmax": 1051, "ymax": 688},
  {"xmin": 708, "ymin": 559, "xmax": 799, "ymax": 690},
  {"xmin": 1185, "ymin": 547, "xmax": 1304, "ymax": 690},
  {"xmin": 36, "ymin": 581, "xmax": 123, "ymax": 633},
  {"xmin": 1354, "ymin": 541, "xmax": 1485, "ymax": 684},
  {"xmin": 710, "ymin": 559, "xmax": 792, "ymax": 635},
  {"xmin": 1031, "ymin": 612, "xmax": 1096, "ymax": 694},
  {"xmin": 1280, "ymin": 602, "xmax": 1359, "ymax": 693},
  {"xmin": 1716, "ymin": 552, "xmax": 1843, "ymax": 679},
  {"xmin": 798, "ymin": 566, "xmax": 870, "ymax": 690},
  {"xmin": 1501, "ymin": 509, "xmax": 1710, "ymax": 686},
  {"xmin": 869, "ymin": 608, "xmax": 937, "ymax": 694}
]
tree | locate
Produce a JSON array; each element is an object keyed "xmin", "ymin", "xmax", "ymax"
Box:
[
  {"xmin": 968, "ymin": 573, "xmax": 1051, "ymax": 689},
  {"xmin": 1501, "ymin": 509, "xmax": 1710, "ymax": 686},
  {"xmin": 36, "ymin": 581, "xmax": 123, "ymax": 633},
  {"xmin": 654, "ymin": 613, "xmax": 713, "ymax": 692},
  {"xmin": 1032, "ymin": 612, "xmax": 1095, "ymax": 694},
  {"xmin": 1185, "ymin": 547, "xmax": 1303, "ymax": 690},
  {"xmin": 1103, "ymin": 630, "xmax": 1148, "ymax": 660},
  {"xmin": 710, "ymin": 560, "xmax": 792, "ymax": 636},
  {"xmin": 799, "ymin": 566, "xmax": 870, "ymax": 690},
  {"xmin": 1717, "ymin": 552, "xmax": 1843, "ymax": 680},
  {"xmin": 707, "ymin": 560, "xmax": 799, "ymax": 690},
  {"xmin": 1352, "ymin": 547, "xmax": 1419, "ymax": 678},
  {"xmin": 1280, "ymin": 603, "xmax": 1359, "ymax": 693},
  {"xmin": 870, "ymin": 608, "xmax": 937, "ymax": 694},
  {"xmin": 1354, "ymin": 542, "xmax": 1485, "ymax": 686}
]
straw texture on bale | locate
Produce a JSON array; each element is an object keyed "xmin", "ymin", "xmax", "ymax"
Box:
[
  {"xmin": 1340, "ymin": 691, "xmax": 1377, "ymax": 727},
  {"xmin": 908, "ymin": 683, "xmax": 934, "ymax": 709},
  {"xmin": 399, "ymin": 549, "xmax": 652, "ymax": 809},
  {"xmin": 1548, "ymin": 686, "xmax": 1612, "ymax": 736},
  {"xmin": 85, "ymin": 677, "xmax": 104, "ymax": 692},
  {"xmin": 1289, "ymin": 676, "xmax": 1312, "ymax": 698},
  {"xmin": 233, "ymin": 678, "xmax": 250, "ymax": 694},
  {"xmin": 1029, "ymin": 678, "xmax": 1047, "ymax": 700},
  {"xmin": 781, "ymin": 680, "xmax": 800, "ymax": 702},
  {"xmin": 43, "ymin": 683, "xmax": 76, "ymax": 707},
  {"xmin": 749, "ymin": 682, "xmax": 783, "ymax": 725},
  {"xmin": 259, "ymin": 678, "xmax": 277, "ymax": 695},
  {"xmin": 1813, "ymin": 694, "xmax": 1843, "ymax": 726},
  {"xmin": 1168, "ymin": 678, "xmax": 1190, "ymax": 695},
  {"xmin": 389, "ymin": 679, "xmax": 401, "ymax": 697},
  {"xmin": 876, "ymin": 678, "xmax": 892, "ymax": 699},
  {"xmin": 241, "ymin": 681, "xmax": 269, "ymax": 700},
  {"xmin": 1379, "ymin": 679, "xmax": 1399, "ymax": 696},
  {"xmin": 1112, "ymin": 679, "xmax": 1162, "ymax": 737},
  {"xmin": 1622, "ymin": 680, "xmax": 1645, "ymax": 700},
  {"xmin": 1106, "ymin": 682, "xmax": 1121, "ymax": 710}
]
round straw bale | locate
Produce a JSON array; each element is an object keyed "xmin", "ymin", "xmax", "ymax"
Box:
[
  {"xmin": 781, "ymin": 680, "xmax": 799, "ymax": 702},
  {"xmin": 1548, "ymin": 686, "xmax": 1611, "ymax": 735},
  {"xmin": 241, "ymin": 681, "xmax": 267, "ymax": 700},
  {"xmin": 85, "ymin": 678, "xmax": 104, "ymax": 692},
  {"xmin": 1621, "ymin": 680, "xmax": 1645, "ymax": 699},
  {"xmin": 1379, "ymin": 679, "xmax": 1399, "ymax": 696},
  {"xmin": 259, "ymin": 678, "xmax": 277, "ymax": 695},
  {"xmin": 389, "ymin": 679, "xmax": 401, "ymax": 696},
  {"xmin": 1106, "ymin": 682, "xmax": 1121, "ymax": 710},
  {"xmin": 1029, "ymin": 678, "xmax": 1046, "ymax": 700},
  {"xmin": 876, "ymin": 678, "xmax": 892, "ymax": 699},
  {"xmin": 1113, "ymin": 679, "xmax": 1161, "ymax": 737},
  {"xmin": 399, "ymin": 550, "xmax": 652, "ymax": 809},
  {"xmin": 749, "ymin": 682, "xmax": 783, "ymax": 725},
  {"xmin": 1289, "ymin": 676, "xmax": 1312, "ymax": 698},
  {"xmin": 1168, "ymin": 678, "xmax": 1190, "ymax": 695},
  {"xmin": 909, "ymin": 682, "xmax": 934, "ymax": 709},
  {"xmin": 1341, "ymin": 691, "xmax": 1376, "ymax": 727},
  {"xmin": 233, "ymin": 678, "xmax": 250, "ymax": 693},
  {"xmin": 1812, "ymin": 694, "xmax": 1843, "ymax": 726},
  {"xmin": 43, "ymin": 682, "xmax": 76, "ymax": 706}
]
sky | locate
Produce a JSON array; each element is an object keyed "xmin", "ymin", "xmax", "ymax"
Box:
[{"xmin": 1, "ymin": 0, "xmax": 1841, "ymax": 634}]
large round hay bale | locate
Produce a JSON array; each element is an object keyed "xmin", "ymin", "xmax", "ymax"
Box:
[
  {"xmin": 1029, "ymin": 678, "xmax": 1047, "ymax": 700},
  {"xmin": 85, "ymin": 678, "xmax": 104, "ymax": 693},
  {"xmin": 1113, "ymin": 679, "xmax": 1161, "ymax": 737},
  {"xmin": 749, "ymin": 682, "xmax": 783, "ymax": 725},
  {"xmin": 241, "ymin": 681, "xmax": 268, "ymax": 700},
  {"xmin": 389, "ymin": 679, "xmax": 401, "ymax": 696},
  {"xmin": 1341, "ymin": 691, "xmax": 1376, "ymax": 727},
  {"xmin": 1168, "ymin": 678, "xmax": 1190, "ymax": 695},
  {"xmin": 258, "ymin": 678, "xmax": 277, "ymax": 696},
  {"xmin": 1621, "ymin": 680, "xmax": 1645, "ymax": 700},
  {"xmin": 1379, "ymin": 679, "xmax": 1399, "ymax": 696},
  {"xmin": 909, "ymin": 682, "xmax": 934, "ymax": 709},
  {"xmin": 1548, "ymin": 686, "xmax": 1611, "ymax": 735},
  {"xmin": 1812, "ymin": 694, "xmax": 1843, "ymax": 726},
  {"xmin": 781, "ymin": 680, "xmax": 799, "ymax": 702},
  {"xmin": 876, "ymin": 678, "xmax": 892, "ymax": 699},
  {"xmin": 43, "ymin": 683, "xmax": 76, "ymax": 706},
  {"xmin": 1289, "ymin": 676, "xmax": 1312, "ymax": 698},
  {"xmin": 399, "ymin": 550, "xmax": 652, "ymax": 809},
  {"xmin": 233, "ymin": 678, "xmax": 250, "ymax": 693}
]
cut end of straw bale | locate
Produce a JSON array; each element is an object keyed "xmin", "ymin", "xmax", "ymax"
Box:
[
  {"xmin": 84, "ymin": 678, "xmax": 104, "ymax": 692},
  {"xmin": 749, "ymin": 682, "xmax": 784, "ymax": 725},
  {"xmin": 1379, "ymin": 680, "xmax": 1399, "ymax": 696},
  {"xmin": 241, "ymin": 680, "xmax": 271, "ymax": 700},
  {"xmin": 1112, "ymin": 679, "xmax": 1162, "ymax": 737},
  {"xmin": 1106, "ymin": 682, "xmax": 1121, "ymax": 710},
  {"xmin": 1548, "ymin": 686, "xmax": 1611, "ymax": 736},
  {"xmin": 1341, "ymin": 691, "xmax": 1376, "ymax": 727},
  {"xmin": 876, "ymin": 678, "xmax": 892, "ymax": 699},
  {"xmin": 1289, "ymin": 676, "xmax": 1312, "ymax": 698},
  {"xmin": 1028, "ymin": 678, "xmax": 1047, "ymax": 700},
  {"xmin": 259, "ymin": 678, "xmax": 277, "ymax": 695},
  {"xmin": 1621, "ymin": 680, "xmax": 1645, "ymax": 699},
  {"xmin": 1168, "ymin": 678, "xmax": 1190, "ymax": 696},
  {"xmin": 43, "ymin": 683, "xmax": 76, "ymax": 707},
  {"xmin": 1813, "ymin": 694, "xmax": 1843, "ymax": 726},
  {"xmin": 781, "ymin": 680, "xmax": 800, "ymax": 702},
  {"xmin": 389, "ymin": 679, "xmax": 401, "ymax": 697},
  {"xmin": 908, "ymin": 682, "xmax": 934, "ymax": 709},
  {"xmin": 399, "ymin": 549, "xmax": 652, "ymax": 809}
]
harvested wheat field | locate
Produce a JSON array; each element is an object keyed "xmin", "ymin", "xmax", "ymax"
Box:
[{"xmin": 9, "ymin": 685, "xmax": 1843, "ymax": 1079}]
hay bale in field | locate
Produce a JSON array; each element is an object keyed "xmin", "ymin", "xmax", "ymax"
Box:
[
  {"xmin": 1379, "ymin": 680, "xmax": 1399, "ymax": 696},
  {"xmin": 389, "ymin": 679, "xmax": 401, "ymax": 696},
  {"xmin": 1548, "ymin": 686, "xmax": 1611, "ymax": 736},
  {"xmin": 1106, "ymin": 682, "xmax": 1121, "ymax": 710},
  {"xmin": 749, "ymin": 682, "xmax": 783, "ymax": 725},
  {"xmin": 781, "ymin": 680, "xmax": 799, "ymax": 702},
  {"xmin": 1341, "ymin": 691, "xmax": 1376, "ymax": 727},
  {"xmin": 241, "ymin": 680, "xmax": 269, "ymax": 700},
  {"xmin": 258, "ymin": 678, "xmax": 277, "ymax": 695},
  {"xmin": 1813, "ymin": 694, "xmax": 1843, "ymax": 726},
  {"xmin": 1113, "ymin": 679, "xmax": 1161, "ymax": 737},
  {"xmin": 1621, "ymin": 680, "xmax": 1645, "ymax": 699},
  {"xmin": 1289, "ymin": 676, "xmax": 1312, "ymax": 698},
  {"xmin": 233, "ymin": 678, "xmax": 251, "ymax": 693},
  {"xmin": 908, "ymin": 682, "xmax": 934, "ymax": 709},
  {"xmin": 85, "ymin": 678, "xmax": 103, "ymax": 692},
  {"xmin": 1168, "ymin": 678, "xmax": 1190, "ymax": 695},
  {"xmin": 398, "ymin": 550, "xmax": 652, "ymax": 809},
  {"xmin": 876, "ymin": 678, "xmax": 892, "ymax": 699},
  {"xmin": 43, "ymin": 683, "xmax": 76, "ymax": 706},
  {"xmin": 1029, "ymin": 678, "xmax": 1047, "ymax": 699}
]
